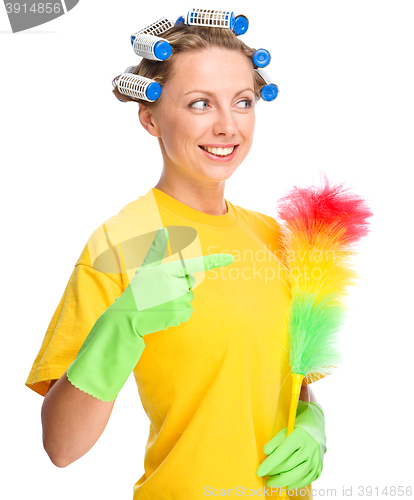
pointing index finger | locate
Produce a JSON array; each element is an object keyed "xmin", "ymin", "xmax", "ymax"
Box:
[{"xmin": 180, "ymin": 253, "xmax": 235, "ymax": 276}]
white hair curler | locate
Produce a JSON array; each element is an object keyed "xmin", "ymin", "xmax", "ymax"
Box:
[
  {"xmin": 115, "ymin": 73, "xmax": 162, "ymax": 102},
  {"xmin": 175, "ymin": 9, "xmax": 248, "ymax": 35},
  {"xmin": 255, "ymin": 68, "xmax": 279, "ymax": 101},
  {"xmin": 133, "ymin": 17, "xmax": 175, "ymax": 37},
  {"xmin": 130, "ymin": 33, "xmax": 172, "ymax": 61},
  {"xmin": 186, "ymin": 8, "xmax": 236, "ymax": 30},
  {"xmin": 112, "ymin": 67, "xmax": 137, "ymax": 95}
]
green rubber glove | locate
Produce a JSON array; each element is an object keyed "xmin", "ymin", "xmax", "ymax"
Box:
[
  {"xmin": 256, "ymin": 401, "xmax": 327, "ymax": 489},
  {"xmin": 67, "ymin": 227, "xmax": 235, "ymax": 402}
]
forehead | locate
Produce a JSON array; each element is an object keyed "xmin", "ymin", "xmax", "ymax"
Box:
[{"xmin": 168, "ymin": 47, "xmax": 254, "ymax": 92}]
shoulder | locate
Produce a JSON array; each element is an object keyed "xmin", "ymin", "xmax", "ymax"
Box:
[
  {"xmin": 231, "ymin": 203, "xmax": 281, "ymax": 232},
  {"xmin": 230, "ymin": 203, "xmax": 290, "ymax": 269},
  {"xmin": 76, "ymin": 193, "xmax": 155, "ymax": 276}
]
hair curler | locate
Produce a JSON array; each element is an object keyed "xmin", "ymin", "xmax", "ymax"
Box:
[
  {"xmin": 233, "ymin": 13, "xmax": 249, "ymax": 35},
  {"xmin": 175, "ymin": 15, "xmax": 185, "ymax": 26},
  {"xmin": 186, "ymin": 8, "xmax": 236, "ymax": 30},
  {"xmin": 130, "ymin": 33, "xmax": 172, "ymax": 61},
  {"xmin": 112, "ymin": 74, "xmax": 126, "ymax": 102},
  {"xmin": 133, "ymin": 17, "xmax": 175, "ymax": 37},
  {"xmin": 115, "ymin": 73, "xmax": 162, "ymax": 102},
  {"xmin": 111, "ymin": 67, "xmax": 140, "ymax": 102},
  {"xmin": 252, "ymin": 48, "xmax": 271, "ymax": 68},
  {"xmin": 255, "ymin": 68, "xmax": 279, "ymax": 101},
  {"xmin": 175, "ymin": 9, "xmax": 248, "ymax": 35}
]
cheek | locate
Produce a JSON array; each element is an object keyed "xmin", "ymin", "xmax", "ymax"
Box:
[
  {"xmin": 160, "ymin": 121, "xmax": 199, "ymax": 160},
  {"xmin": 168, "ymin": 118, "xmax": 206, "ymax": 152},
  {"xmin": 157, "ymin": 117, "xmax": 182, "ymax": 152},
  {"xmin": 241, "ymin": 113, "xmax": 256, "ymax": 143}
]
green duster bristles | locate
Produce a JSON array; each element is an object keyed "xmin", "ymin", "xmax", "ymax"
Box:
[{"xmin": 289, "ymin": 290, "xmax": 345, "ymax": 382}]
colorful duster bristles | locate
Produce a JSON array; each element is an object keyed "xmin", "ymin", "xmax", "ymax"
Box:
[
  {"xmin": 274, "ymin": 174, "xmax": 373, "ymax": 498},
  {"xmin": 278, "ymin": 174, "xmax": 372, "ymax": 383}
]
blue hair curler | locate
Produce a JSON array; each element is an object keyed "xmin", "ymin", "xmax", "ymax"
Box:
[
  {"xmin": 175, "ymin": 16, "xmax": 185, "ymax": 26},
  {"xmin": 130, "ymin": 17, "xmax": 175, "ymax": 61},
  {"xmin": 252, "ymin": 48, "xmax": 271, "ymax": 68},
  {"xmin": 116, "ymin": 73, "xmax": 162, "ymax": 102},
  {"xmin": 255, "ymin": 68, "xmax": 279, "ymax": 101},
  {"xmin": 234, "ymin": 14, "xmax": 249, "ymax": 35},
  {"xmin": 131, "ymin": 33, "xmax": 172, "ymax": 61}
]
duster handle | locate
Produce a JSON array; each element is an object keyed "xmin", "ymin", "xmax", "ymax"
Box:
[
  {"xmin": 278, "ymin": 373, "xmax": 305, "ymax": 499},
  {"xmin": 287, "ymin": 373, "xmax": 304, "ymax": 434}
]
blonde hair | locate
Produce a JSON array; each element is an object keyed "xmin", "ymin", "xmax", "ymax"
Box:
[{"xmin": 112, "ymin": 25, "xmax": 266, "ymax": 106}]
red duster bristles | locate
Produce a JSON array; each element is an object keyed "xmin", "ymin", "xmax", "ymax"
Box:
[{"xmin": 277, "ymin": 173, "xmax": 372, "ymax": 247}]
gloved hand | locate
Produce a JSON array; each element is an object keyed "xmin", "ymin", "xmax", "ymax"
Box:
[
  {"xmin": 67, "ymin": 227, "xmax": 235, "ymax": 402},
  {"xmin": 256, "ymin": 401, "xmax": 327, "ymax": 489}
]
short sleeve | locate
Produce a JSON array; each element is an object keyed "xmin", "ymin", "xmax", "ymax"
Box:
[{"xmin": 25, "ymin": 244, "xmax": 123, "ymax": 397}]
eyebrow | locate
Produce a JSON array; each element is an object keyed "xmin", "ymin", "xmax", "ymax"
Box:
[{"xmin": 184, "ymin": 88, "xmax": 255, "ymax": 97}]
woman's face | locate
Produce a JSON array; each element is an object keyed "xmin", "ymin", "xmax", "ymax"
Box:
[{"xmin": 141, "ymin": 47, "xmax": 257, "ymax": 184}]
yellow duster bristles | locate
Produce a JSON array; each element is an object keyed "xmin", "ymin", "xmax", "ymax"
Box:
[{"xmin": 286, "ymin": 228, "xmax": 360, "ymax": 301}]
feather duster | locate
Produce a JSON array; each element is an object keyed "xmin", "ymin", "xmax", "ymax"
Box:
[{"xmin": 274, "ymin": 174, "xmax": 373, "ymax": 497}]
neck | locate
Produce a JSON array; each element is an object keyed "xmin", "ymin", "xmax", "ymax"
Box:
[{"xmin": 154, "ymin": 173, "xmax": 228, "ymax": 216}]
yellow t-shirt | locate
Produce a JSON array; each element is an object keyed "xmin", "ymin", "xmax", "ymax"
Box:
[{"xmin": 25, "ymin": 187, "xmax": 314, "ymax": 499}]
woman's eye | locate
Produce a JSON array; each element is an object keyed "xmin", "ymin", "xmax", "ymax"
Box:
[
  {"xmin": 189, "ymin": 98, "xmax": 254, "ymax": 111},
  {"xmin": 236, "ymin": 99, "xmax": 254, "ymax": 109},
  {"xmin": 190, "ymin": 100, "xmax": 209, "ymax": 110}
]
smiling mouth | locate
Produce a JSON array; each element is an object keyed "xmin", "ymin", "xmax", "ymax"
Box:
[{"xmin": 199, "ymin": 145, "xmax": 236, "ymax": 157}]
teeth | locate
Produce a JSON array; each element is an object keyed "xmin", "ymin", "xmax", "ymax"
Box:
[{"xmin": 201, "ymin": 146, "xmax": 235, "ymax": 156}]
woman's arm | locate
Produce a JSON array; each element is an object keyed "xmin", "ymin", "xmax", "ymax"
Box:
[{"xmin": 41, "ymin": 371, "xmax": 115, "ymax": 467}]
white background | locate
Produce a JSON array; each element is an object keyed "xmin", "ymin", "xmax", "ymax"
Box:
[{"xmin": 1, "ymin": 0, "xmax": 413, "ymax": 498}]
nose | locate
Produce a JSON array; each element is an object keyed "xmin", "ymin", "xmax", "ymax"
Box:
[{"xmin": 212, "ymin": 108, "xmax": 238, "ymax": 137}]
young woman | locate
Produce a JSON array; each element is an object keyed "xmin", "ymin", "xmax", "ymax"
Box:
[{"xmin": 25, "ymin": 22, "xmax": 326, "ymax": 500}]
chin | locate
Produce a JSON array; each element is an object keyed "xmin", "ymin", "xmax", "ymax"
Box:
[{"xmin": 201, "ymin": 164, "xmax": 241, "ymax": 181}]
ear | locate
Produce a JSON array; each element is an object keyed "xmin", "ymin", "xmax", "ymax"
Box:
[{"xmin": 138, "ymin": 103, "xmax": 161, "ymax": 138}]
